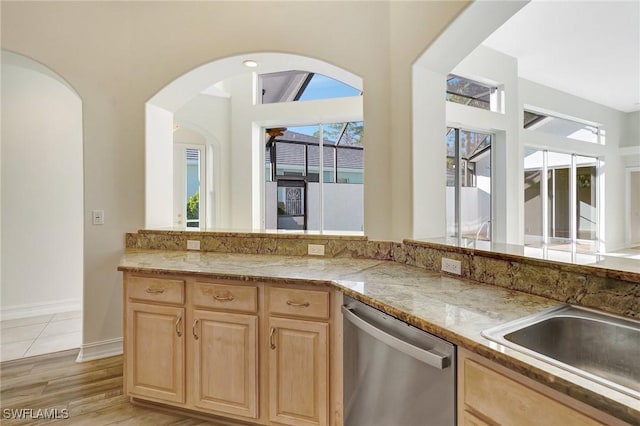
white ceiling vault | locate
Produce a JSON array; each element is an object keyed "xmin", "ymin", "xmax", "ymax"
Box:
[{"xmin": 483, "ymin": 0, "xmax": 640, "ymax": 113}]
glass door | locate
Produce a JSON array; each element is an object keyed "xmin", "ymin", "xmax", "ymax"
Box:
[
  {"xmin": 173, "ymin": 144, "xmax": 205, "ymax": 228},
  {"xmin": 446, "ymin": 128, "xmax": 492, "ymax": 241},
  {"xmin": 276, "ymin": 179, "xmax": 306, "ymax": 230}
]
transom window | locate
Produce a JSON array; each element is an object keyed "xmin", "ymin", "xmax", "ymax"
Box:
[
  {"xmin": 259, "ymin": 71, "xmax": 361, "ymax": 104},
  {"xmin": 523, "ymin": 109, "xmax": 604, "ymax": 144},
  {"xmin": 446, "ymin": 74, "xmax": 501, "ymax": 112}
]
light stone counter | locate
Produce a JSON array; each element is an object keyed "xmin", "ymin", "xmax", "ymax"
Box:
[{"xmin": 118, "ymin": 249, "xmax": 639, "ymax": 424}]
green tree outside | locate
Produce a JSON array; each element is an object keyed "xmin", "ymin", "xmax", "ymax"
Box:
[{"xmin": 187, "ymin": 191, "xmax": 199, "ymax": 220}]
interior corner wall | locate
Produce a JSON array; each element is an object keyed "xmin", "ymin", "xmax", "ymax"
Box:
[{"xmin": 1, "ymin": 55, "xmax": 83, "ymax": 316}]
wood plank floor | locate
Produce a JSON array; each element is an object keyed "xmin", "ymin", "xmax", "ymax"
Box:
[{"xmin": 0, "ymin": 349, "xmax": 229, "ymax": 425}]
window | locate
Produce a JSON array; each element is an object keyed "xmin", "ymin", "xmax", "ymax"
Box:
[
  {"xmin": 446, "ymin": 128, "xmax": 492, "ymax": 241},
  {"xmin": 523, "ymin": 109, "xmax": 603, "ymax": 144},
  {"xmin": 259, "ymin": 71, "xmax": 361, "ymax": 104},
  {"xmin": 446, "ymin": 74, "xmax": 501, "ymax": 112},
  {"xmin": 524, "ymin": 149, "xmax": 599, "ymax": 250},
  {"xmin": 265, "ymin": 122, "xmax": 364, "ymax": 232}
]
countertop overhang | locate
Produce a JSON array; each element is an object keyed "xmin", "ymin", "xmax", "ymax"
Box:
[{"xmin": 119, "ymin": 249, "xmax": 639, "ymax": 424}]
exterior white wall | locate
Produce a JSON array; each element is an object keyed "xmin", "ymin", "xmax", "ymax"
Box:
[
  {"xmin": 1, "ymin": 51, "xmax": 83, "ymax": 317},
  {"xmin": 307, "ymin": 184, "xmax": 364, "ymax": 232},
  {"xmin": 0, "ymin": 1, "xmax": 467, "ymax": 351}
]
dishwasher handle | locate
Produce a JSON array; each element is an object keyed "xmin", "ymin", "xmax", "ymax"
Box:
[{"xmin": 342, "ymin": 305, "xmax": 450, "ymax": 370}]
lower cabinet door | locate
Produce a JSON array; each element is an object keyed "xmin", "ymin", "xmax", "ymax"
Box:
[
  {"xmin": 192, "ymin": 309, "xmax": 258, "ymax": 420},
  {"xmin": 268, "ymin": 316, "xmax": 328, "ymax": 426},
  {"xmin": 126, "ymin": 302, "xmax": 185, "ymax": 404}
]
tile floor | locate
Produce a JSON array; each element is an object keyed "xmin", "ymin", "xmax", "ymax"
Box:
[{"xmin": 0, "ymin": 310, "xmax": 82, "ymax": 362}]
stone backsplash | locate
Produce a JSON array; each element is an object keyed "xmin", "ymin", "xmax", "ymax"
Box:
[{"xmin": 126, "ymin": 230, "xmax": 639, "ymax": 319}]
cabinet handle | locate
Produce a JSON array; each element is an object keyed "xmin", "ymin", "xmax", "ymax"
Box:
[
  {"xmin": 145, "ymin": 287, "xmax": 166, "ymax": 294},
  {"xmin": 286, "ymin": 300, "xmax": 310, "ymax": 308},
  {"xmin": 192, "ymin": 319, "xmax": 200, "ymax": 340},
  {"xmin": 213, "ymin": 294, "xmax": 235, "ymax": 302},
  {"xmin": 175, "ymin": 314, "xmax": 183, "ymax": 337},
  {"xmin": 269, "ymin": 327, "xmax": 277, "ymax": 350}
]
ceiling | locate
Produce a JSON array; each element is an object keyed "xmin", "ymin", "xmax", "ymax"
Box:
[{"xmin": 483, "ymin": 0, "xmax": 640, "ymax": 113}]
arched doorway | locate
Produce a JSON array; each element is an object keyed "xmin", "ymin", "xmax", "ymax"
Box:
[{"xmin": 1, "ymin": 50, "xmax": 83, "ymax": 361}]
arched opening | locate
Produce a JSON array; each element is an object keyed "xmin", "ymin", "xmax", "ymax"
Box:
[
  {"xmin": 145, "ymin": 52, "xmax": 363, "ymax": 232},
  {"xmin": 1, "ymin": 50, "xmax": 83, "ymax": 361}
]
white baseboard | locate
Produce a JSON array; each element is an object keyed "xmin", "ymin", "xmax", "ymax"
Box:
[
  {"xmin": 76, "ymin": 338, "xmax": 123, "ymax": 363},
  {"xmin": 0, "ymin": 298, "xmax": 82, "ymax": 321}
]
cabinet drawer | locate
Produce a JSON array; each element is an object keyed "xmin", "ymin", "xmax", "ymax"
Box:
[
  {"xmin": 193, "ymin": 282, "xmax": 258, "ymax": 313},
  {"xmin": 268, "ymin": 287, "xmax": 329, "ymax": 320},
  {"xmin": 127, "ymin": 276, "xmax": 184, "ymax": 304},
  {"xmin": 463, "ymin": 359, "xmax": 603, "ymax": 426}
]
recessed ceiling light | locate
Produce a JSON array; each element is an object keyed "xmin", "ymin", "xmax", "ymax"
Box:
[{"xmin": 243, "ymin": 60, "xmax": 258, "ymax": 68}]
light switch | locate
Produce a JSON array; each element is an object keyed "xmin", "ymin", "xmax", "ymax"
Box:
[{"xmin": 92, "ymin": 210, "xmax": 105, "ymax": 225}]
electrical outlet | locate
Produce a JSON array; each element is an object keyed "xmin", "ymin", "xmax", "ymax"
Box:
[
  {"xmin": 187, "ymin": 240, "xmax": 201, "ymax": 250},
  {"xmin": 308, "ymin": 244, "xmax": 325, "ymax": 256},
  {"xmin": 92, "ymin": 210, "xmax": 104, "ymax": 225},
  {"xmin": 441, "ymin": 257, "xmax": 462, "ymax": 275}
]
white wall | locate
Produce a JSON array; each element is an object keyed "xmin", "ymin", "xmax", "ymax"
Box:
[
  {"xmin": 146, "ymin": 104, "xmax": 173, "ymax": 229},
  {"xmin": 1, "ymin": 51, "xmax": 83, "ymax": 318}
]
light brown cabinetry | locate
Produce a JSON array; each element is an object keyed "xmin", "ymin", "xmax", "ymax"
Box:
[
  {"xmin": 126, "ymin": 302, "xmax": 185, "ymax": 404},
  {"xmin": 123, "ymin": 274, "xmax": 338, "ymax": 426},
  {"xmin": 458, "ymin": 348, "xmax": 628, "ymax": 426},
  {"xmin": 268, "ymin": 317, "xmax": 328, "ymax": 426},
  {"xmin": 124, "ymin": 276, "xmax": 186, "ymax": 405},
  {"xmin": 191, "ymin": 280, "xmax": 259, "ymax": 420}
]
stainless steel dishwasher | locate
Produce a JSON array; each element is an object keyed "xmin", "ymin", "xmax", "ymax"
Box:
[{"xmin": 342, "ymin": 296, "xmax": 456, "ymax": 426}]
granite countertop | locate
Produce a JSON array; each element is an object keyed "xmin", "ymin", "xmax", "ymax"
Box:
[{"xmin": 118, "ymin": 249, "xmax": 639, "ymax": 424}]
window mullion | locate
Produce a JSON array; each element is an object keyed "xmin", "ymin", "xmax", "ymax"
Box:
[
  {"xmin": 570, "ymin": 154, "xmax": 577, "ymax": 243},
  {"xmin": 542, "ymin": 150, "xmax": 549, "ymax": 244},
  {"xmin": 319, "ymin": 124, "xmax": 324, "ymax": 232}
]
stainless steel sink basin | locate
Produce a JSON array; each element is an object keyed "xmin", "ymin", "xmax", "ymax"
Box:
[{"xmin": 482, "ymin": 305, "xmax": 640, "ymax": 398}]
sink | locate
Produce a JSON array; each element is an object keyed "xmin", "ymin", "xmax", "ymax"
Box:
[{"xmin": 482, "ymin": 305, "xmax": 640, "ymax": 398}]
